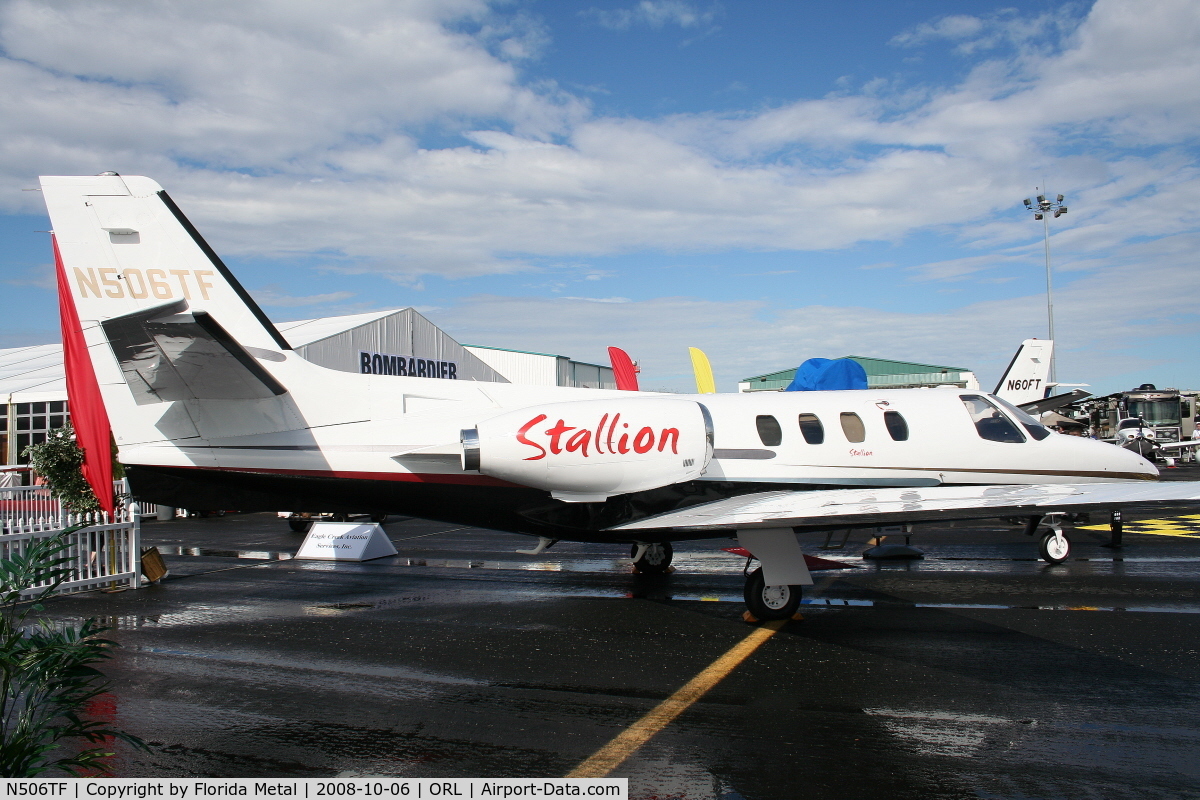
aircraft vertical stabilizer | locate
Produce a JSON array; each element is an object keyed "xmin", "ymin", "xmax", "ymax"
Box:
[
  {"xmin": 994, "ymin": 339, "xmax": 1052, "ymax": 406},
  {"xmin": 41, "ymin": 174, "xmax": 299, "ymax": 451}
]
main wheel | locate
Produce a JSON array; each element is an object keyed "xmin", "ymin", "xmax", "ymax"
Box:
[
  {"xmin": 288, "ymin": 518, "xmax": 312, "ymax": 533},
  {"xmin": 743, "ymin": 567, "xmax": 801, "ymax": 620},
  {"xmin": 631, "ymin": 542, "xmax": 673, "ymax": 574},
  {"xmin": 1038, "ymin": 530, "xmax": 1071, "ymax": 563},
  {"xmin": 370, "ymin": 513, "xmax": 388, "ymax": 524}
]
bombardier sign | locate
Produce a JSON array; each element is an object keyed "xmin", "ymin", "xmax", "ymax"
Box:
[{"xmin": 360, "ymin": 351, "xmax": 458, "ymax": 379}]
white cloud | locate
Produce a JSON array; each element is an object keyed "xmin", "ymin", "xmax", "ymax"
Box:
[
  {"xmin": 0, "ymin": 0, "xmax": 1196, "ymax": 387},
  {"xmin": 1, "ymin": 0, "xmax": 1196, "ymax": 278},
  {"xmin": 890, "ymin": 14, "xmax": 986, "ymax": 47},
  {"xmin": 251, "ymin": 285, "xmax": 356, "ymax": 307},
  {"xmin": 2, "ymin": 263, "xmax": 54, "ymax": 290},
  {"xmin": 582, "ymin": 1, "xmax": 718, "ymax": 31},
  {"xmin": 435, "ymin": 232, "xmax": 1200, "ymax": 394}
]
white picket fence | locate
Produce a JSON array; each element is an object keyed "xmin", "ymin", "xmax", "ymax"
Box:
[{"xmin": 0, "ymin": 484, "xmax": 142, "ymax": 595}]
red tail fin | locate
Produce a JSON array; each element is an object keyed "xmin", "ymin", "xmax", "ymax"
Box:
[
  {"xmin": 54, "ymin": 235, "xmax": 115, "ymax": 513},
  {"xmin": 608, "ymin": 347, "xmax": 640, "ymax": 391}
]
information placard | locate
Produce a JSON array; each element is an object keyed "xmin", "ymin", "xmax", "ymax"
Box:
[{"xmin": 294, "ymin": 522, "xmax": 398, "ymax": 562}]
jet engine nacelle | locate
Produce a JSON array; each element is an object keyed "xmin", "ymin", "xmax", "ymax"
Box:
[{"xmin": 463, "ymin": 398, "xmax": 713, "ymax": 502}]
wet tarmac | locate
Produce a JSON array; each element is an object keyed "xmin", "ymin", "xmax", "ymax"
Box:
[{"xmin": 35, "ymin": 464, "xmax": 1200, "ymax": 798}]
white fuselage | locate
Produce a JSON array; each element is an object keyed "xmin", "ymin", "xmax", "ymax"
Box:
[{"xmin": 108, "ymin": 347, "xmax": 1156, "ymax": 497}]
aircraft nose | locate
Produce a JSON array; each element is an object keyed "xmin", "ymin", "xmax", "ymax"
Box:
[{"xmin": 1071, "ymin": 434, "xmax": 1159, "ymax": 479}]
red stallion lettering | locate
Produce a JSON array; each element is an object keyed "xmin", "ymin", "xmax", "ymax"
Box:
[{"xmin": 517, "ymin": 413, "xmax": 680, "ymax": 460}]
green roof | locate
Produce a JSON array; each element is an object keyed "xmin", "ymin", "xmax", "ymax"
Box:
[
  {"xmin": 743, "ymin": 356, "xmax": 968, "ymax": 383},
  {"xmin": 841, "ymin": 355, "xmax": 969, "ymax": 375},
  {"xmin": 741, "ymin": 356, "xmax": 972, "ymax": 391}
]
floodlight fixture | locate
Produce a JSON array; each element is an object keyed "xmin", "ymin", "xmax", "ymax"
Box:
[{"xmin": 1021, "ymin": 189, "xmax": 1070, "ymax": 383}]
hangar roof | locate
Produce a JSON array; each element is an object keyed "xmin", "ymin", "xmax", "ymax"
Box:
[
  {"xmin": 0, "ymin": 344, "xmax": 66, "ymax": 402},
  {"xmin": 275, "ymin": 309, "xmax": 401, "ymax": 347}
]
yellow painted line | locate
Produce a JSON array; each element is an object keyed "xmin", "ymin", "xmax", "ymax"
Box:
[
  {"xmin": 1078, "ymin": 516, "xmax": 1200, "ymax": 537},
  {"xmin": 566, "ymin": 619, "xmax": 787, "ymax": 778}
]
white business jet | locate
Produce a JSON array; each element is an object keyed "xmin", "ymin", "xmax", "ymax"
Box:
[{"xmin": 41, "ymin": 175, "xmax": 1200, "ymax": 621}]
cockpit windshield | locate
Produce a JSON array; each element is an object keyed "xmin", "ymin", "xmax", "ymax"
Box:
[
  {"xmin": 960, "ymin": 395, "xmax": 1026, "ymax": 443},
  {"xmin": 990, "ymin": 396, "xmax": 1053, "ymax": 440}
]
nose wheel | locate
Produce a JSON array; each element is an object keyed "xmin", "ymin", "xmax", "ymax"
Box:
[
  {"xmin": 1038, "ymin": 529, "xmax": 1071, "ymax": 563},
  {"xmin": 1024, "ymin": 514, "xmax": 1072, "ymax": 563},
  {"xmin": 743, "ymin": 566, "xmax": 802, "ymax": 620},
  {"xmin": 631, "ymin": 542, "xmax": 674, "ymax": 574}
]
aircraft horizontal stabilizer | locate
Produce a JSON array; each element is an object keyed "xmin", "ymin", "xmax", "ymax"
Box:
[
  {"xmin": 607, "ymin": 481, "xmax": 1200, "ymax": 533},
  {"xmin": 102, "ymin": 300, "xmax": 287, "ymax": 405},
  {"xmin": 1018, "ymin": 388, "xmax": 1092, "ymax": 415}
]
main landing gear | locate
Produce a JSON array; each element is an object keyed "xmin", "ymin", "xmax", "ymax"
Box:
[
  {"xmin": 743, "ymin": 566, "xmax": 802, "ymax": 620},
  {"xmin": 631, "ymin": 542, "xmax": 673, "ymax": 574},
  {"xmin": 737, "ymin": 528, "xmax": 814, "ymax": 622}
]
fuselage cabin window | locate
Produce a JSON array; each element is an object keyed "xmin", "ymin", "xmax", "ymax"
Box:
[
  {"xmin": 883, "ymin": 410, "xmax": 909, "ymax": 441},
  {"xmin": 960, "ymin": 395, "xmax": 1026, "ymax": 443},
  {"xmin": 839, "ymin": 412, "xmax": 866, "ymax": 443},
  {"xmin": 797, "ymin": 413, "xmax": 824, "ymax": 444},
  {"xmin": 756, "ymin": 415, "xmax": 783, "ymax": 446}
]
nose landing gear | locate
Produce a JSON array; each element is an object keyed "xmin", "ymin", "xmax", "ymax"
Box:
[
  {"xmin": 1024, "ymin": 514, "xmax": 1071, "ymax": 563},
  {"xmin": 1038, "ymin": 527, "xmax": 1071, "ymax": 563},
  {"xmin": 631, "ymin": 542, "xmax": 674, "ymax": 574}
]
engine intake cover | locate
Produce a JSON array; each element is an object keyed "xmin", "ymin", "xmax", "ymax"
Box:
[{"xmin": 468, "ymin": 398, "xmax": 713, "ymax": 502}]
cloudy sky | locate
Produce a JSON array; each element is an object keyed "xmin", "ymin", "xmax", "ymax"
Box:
[{"xmin": 1, "ymin": 0, "xmax": 1197, "ymax": 393}]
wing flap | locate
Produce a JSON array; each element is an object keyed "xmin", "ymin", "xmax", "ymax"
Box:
[{"xmin": 607, "ymin": 482, "xmax": 1200, "ymax": 532}]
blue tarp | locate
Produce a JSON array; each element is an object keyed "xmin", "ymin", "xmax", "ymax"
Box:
[{"xmin": 784, "ymin": 358, "xmax": 868, "ymax": 391}]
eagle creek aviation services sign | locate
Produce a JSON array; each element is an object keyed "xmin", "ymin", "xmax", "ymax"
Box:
[{"xmin": 360, "ymin": 350, "xmax": 458, "ymax": 379}]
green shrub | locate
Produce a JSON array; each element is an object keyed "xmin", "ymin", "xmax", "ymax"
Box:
[
  {"xmin": 21, "ymin": 427, "xmax": 100, "ymax": 514},
  {"xmin": 0, "ymin": 530, "xmax": 145, "ymax": 776}
]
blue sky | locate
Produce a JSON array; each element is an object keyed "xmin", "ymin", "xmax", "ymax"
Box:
[{"xmin": 1, "ymin": 0, "xmax": 1197, "ymax": 394}]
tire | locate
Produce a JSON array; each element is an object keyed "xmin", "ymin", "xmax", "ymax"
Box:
[
  {"xmin": 288, "ymin": 518, "xmax": 312, "ymax": 533},
  {"xmin": 743, "ymin": 567, "xmax": 801, "ymax": 620},
  {"xmin": 370, "ymin": 513, "xmax": 388, "ymax": 524},
  {"xmin": 631, "ymin": 542, "xmax": 673, "ymax": 574},
  {"xmin": 1038, "ymin": 530, "xmax": 1071, "ymax": 563},
  {"xmin": 329, "ymin": 513, "xmax": 349, "ymax": 522}
]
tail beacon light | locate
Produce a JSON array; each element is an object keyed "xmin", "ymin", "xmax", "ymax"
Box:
[{"xmin": 463, "ymin": 399, "xmax": 713, "ymax": 502}]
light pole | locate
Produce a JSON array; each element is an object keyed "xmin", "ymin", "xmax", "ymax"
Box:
[{"xmin": 1022, "ymin": 191, "xmax": 1068, "ymax": 384}]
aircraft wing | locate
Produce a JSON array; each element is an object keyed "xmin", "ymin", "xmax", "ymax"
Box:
[
  {"xmin": 607, "ymin": 481, "xmax": 1200, "ymax": 533},
  {"xmin": 1158, "ymin": 440, "xmax": 1200, "ymax": 451}
]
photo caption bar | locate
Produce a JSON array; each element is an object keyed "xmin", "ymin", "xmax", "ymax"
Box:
[{"xmin": 3, "ymin": 780, "xmax": 626, "ymax": 800}]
